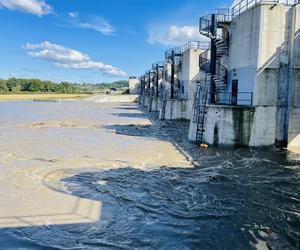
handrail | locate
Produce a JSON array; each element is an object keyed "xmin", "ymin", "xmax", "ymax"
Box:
[
  {"xmin": 232, "ymin": 0, "xmax": 298, "ymax": 17},
  {"xmin": 181, "ymin": 41, "xmax": 210, "ymax": 52},
  {"xmin": 152, "ymin": 61, "xmax": 165, "ymax": 70},
  {"xmin": 200, "ymin": 0, "xmax": 298, "ymax": 31},
  {"xmin": 216, "ymin": 63, "xmax": 227, "ymax": 79},
  {"xmin": 199, "ymin": 50, "xmax": 211, "ymax": 73},
  {"xmin": 199, "ymin": 12, "xmax": 232, "ymax": 38},
  {"xmin": 165, "ymin": 46, "xmax": 182, "ymax": 60},
  {"xmin": 216, "ymin": 91, "xmax": 253, "ymax": 106},
  {"xmin": 165, "ymin": 41, "xmax": 210, "ymax": 61},
  {"xmin": 199, "ymin": 48, "xmax": 228, "ymax": 90}
]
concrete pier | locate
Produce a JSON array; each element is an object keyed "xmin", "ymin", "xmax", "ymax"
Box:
[
  {"xmin": 148, "ymin": 96, "xmax": 160, "ymax": 112},
  {"xmin": 246, "ymin": 3, "xmax": 300, "ymax": 147},
  {"xmin": 158, "ymin": 99, "xmax": 188, "ymax": 120},
  {"xmin": 189, "ymin": 105, "xmax": 254, "ymax": 146},
  {"xmin": 288, "ymin": 4, "xmax": 300, "ymax": 149}
]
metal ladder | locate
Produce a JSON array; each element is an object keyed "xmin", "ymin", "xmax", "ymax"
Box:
[{"xmin": 192, "ymin": 76, "xmax": 210, "ymax": 143}]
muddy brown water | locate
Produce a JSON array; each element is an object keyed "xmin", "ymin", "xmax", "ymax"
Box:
[{"xmin": 0, "ymin": 100, "xmax": 299, "ymax": 249}]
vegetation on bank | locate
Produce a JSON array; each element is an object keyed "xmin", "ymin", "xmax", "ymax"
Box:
[
  {"xmin": 0, "ymin": 78, "xmax": 129, "ymax": 94},
  {"xmin": 0, "ymin": 94, "xmax": 91, "ymax": 101}
]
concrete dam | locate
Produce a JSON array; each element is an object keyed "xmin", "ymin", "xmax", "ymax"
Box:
[
  {"xmin": 1, "ymin": 0, "xmax": 300, "ymax": 249},
  {"xmin": 134, "ymin": 0, "xmax": 300, "ymax": 151}
]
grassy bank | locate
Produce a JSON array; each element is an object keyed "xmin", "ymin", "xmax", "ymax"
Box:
[{"xmin": 0, "ymin": 93, "xmax": 92, "ymax": 101}]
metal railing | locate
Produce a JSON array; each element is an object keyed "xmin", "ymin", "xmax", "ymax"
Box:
[
  {"xmin": 216, "ymin": 92, "xmax": 253, "ymax": 106},
  {"xmin": 152, "ymin": 61, "xmax": 165, "ymax": 70},
  {"xmin": 199, "ymin": 50, "xmax": 211, "ymax": 73},
  {"xmin": 165, "ymin": 46, "xmax": 182, "ymax": 61},
  {"xmin": 199, "ymin": 10, "xmax": 232, "ymax": 35},
  {"xmin": 165, "ymin": 41, "xmax": 210, "ymax": 61},
  {"xmin": 200, "ymin": 1, "xmax": 298, "ymax": 29},
  {"xmin": 232, "ymin": 0, "xmax": 298, "ymax": 17},
  {"xmin": 181, "ymin": 41, "xmax": 210, "ymax": 52}
]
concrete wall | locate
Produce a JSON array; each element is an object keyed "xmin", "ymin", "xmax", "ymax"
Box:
[
  {"xmin": 129, "ymin": 77, "xmax": 140, "ymax": 94},
  {"xmin": 159, "ymin": 99, "xmax": 188, "ymax": 120},
  {"xmin": 178, "ymin": 48, "xmax": 205, "ymax": 120},
  {"xmin": 189, "ymin": 105, "xmax": 254, "ymax": 146},
  {"xmin": 288, "ymin": 4, "xmax": 300, "ymax": 149},
  {"xmin": 226, "ymin": 3, "xmax": 298, "ymax": 147},
  {"xmin": 92, "ymin": 95, "xmax": 139, "ymax": 103},
  {"xmin": 141, "ymin": 95, "xmax": 149, "ymax": 108},
  {"xmin": 148, "ymin": 97, "xmax": 160, "ymax": 112},
  {"xmin": 180, "ymin": 48, "xmax": 202, "ymax": 99},
  {"xmin": 227, "ymin": 3, "xmax": 261, "ymax": 93},
  {"xmin": 187, "ymin": 3, "xmax": 299, "ymax": 148}
]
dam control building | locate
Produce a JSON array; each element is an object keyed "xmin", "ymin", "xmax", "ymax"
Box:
[{"xmin": 139, "ymin": 0, "xmax": 300, "ymax": 149}]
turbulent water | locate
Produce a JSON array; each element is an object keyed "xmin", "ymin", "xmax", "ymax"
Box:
[{"xmin": 0, "ymin": 100, "xmax": 299, "ymax": 249}]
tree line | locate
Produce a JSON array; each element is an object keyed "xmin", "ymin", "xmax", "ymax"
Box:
[{"xmin": 0, "ymin": 78, "xmax": 128, "ymax": 94}]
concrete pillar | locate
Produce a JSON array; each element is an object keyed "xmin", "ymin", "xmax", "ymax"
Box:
[
  {"xmin": 180, "ymin": 48, "xmax": 202, "ymax": 120},
  {"xmin": 128, "ymin": 77, "xmax": 140, "ymax": 94},
  {"xmin": 288, "ymin": 4, "xmax": 300, "ymax": 149},
  {"xmin": 159, "ymin": 99, "xmax": 188, "ymax": 120},
  {"xmin": 249, "ymin": 4, "xmax": 291, "ymax": 146}
]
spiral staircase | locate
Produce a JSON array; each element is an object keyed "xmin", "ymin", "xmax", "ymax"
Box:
[
  {"xmin": 152, "ymin": 62, "xmax": 165, "ymax": 98},
  {"xmin": 199, "ymin": 50, "xmax": 228, "ymax": 92},
  {"xmin": 199, "ymin": 9, "xmax": 231, "ymax": 93},
  {"xmin": 190, "ymin": 9, "xmax": 231, "ymax": 143},
  {"xmin": 165, "ymin": 47, "xmax": 182, "ymax": 99}
]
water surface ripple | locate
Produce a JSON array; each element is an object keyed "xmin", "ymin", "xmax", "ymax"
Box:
[
  {"xmin": 0, "ymin": 101, "xmax": 299, "ymax": 249},
  {"xmin": 2, "ymin": 149, "xmax": 299, "ymax": 250}
]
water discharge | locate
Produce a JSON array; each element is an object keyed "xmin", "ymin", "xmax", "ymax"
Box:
[{"xmin": 0, "ymin": 100, "xmax": 299, "ymax": 249}]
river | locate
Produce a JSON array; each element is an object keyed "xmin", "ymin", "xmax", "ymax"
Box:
[{"xmin": 0, "ymin": 100, "xmax": 299, "ymax": 249}]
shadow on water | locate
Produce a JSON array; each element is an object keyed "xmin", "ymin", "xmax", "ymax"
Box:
[
  {"xmin": 110, "ymin": 112, "xmax": 150, "ymax": 119},
  {"xmin": 2, "ymin": 160, "xmax": 299, "ymax": 249},
  {"xmin": 62, "ymin": 164, "xmax": 300, "ymax": 250},
  {"xmin": 113, "ymin": 106, "xmax": 139, "ymax": 111},
  {"xmin": 0, "ymin": 105, "xmax": 300, "ymax": 249}
]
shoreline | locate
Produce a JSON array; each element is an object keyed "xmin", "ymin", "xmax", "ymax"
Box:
[
  {"xmin": 0, "ymin": 93, "xmax": 92, "ymax": 101},
  {"xmin": 288, "ymin": 146, "xmax": 300, "ymax": 155}
]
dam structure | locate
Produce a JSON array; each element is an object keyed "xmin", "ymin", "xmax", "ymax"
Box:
[
  {"xmin": 140, "ymin": 41, "xmax": 210, "ymax": 120},
  {"xmin": 138, "ymin": 0, "xmax": 300, "ymax": 149}
]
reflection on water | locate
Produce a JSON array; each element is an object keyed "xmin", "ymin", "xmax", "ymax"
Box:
[{"xmin": 0, "ymin": 101, "xmax": 299, "ymax": 249}]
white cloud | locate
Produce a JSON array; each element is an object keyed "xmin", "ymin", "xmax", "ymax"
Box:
[
  {"xmin": 78, "ymin": 21, "xmax": 114, "ymax": 35},
  {"xmin": 0, "ymin": 0, "xmax": 53, "ymax": 16},
  {"xmin": 148, "ymin": 25, "xmax": 209, "ymax": 46},
  {"xmin": 69, "ymin": 16, "xmax": 115, "ymax": 36},
  {"xmin": 69, "ymin": 11, "xmax": 79, "ymax": 18},
  {"xmin": 24, "ymin": 41, "xmax": 127, "ymax": 77}
]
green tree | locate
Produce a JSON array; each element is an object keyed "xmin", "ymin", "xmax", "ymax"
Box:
[{"xmin": 0, "ymin": 79, "xmax": 8, "ymax": 93}]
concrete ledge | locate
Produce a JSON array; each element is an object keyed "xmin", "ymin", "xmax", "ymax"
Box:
[
  {"xmin": 159, "ymin": 99, "xmax": 189, "ymax": 120},
  {"xmin": 189, "ymin": 105, "xmax": 254, "ymax": 146},
  {"xmin": 89, "ymin": 95, "xmax": 139, "ymax": 103},
  {"xmin": 208, "ymin": 104, "xmax": 254, "ymax": 110}
]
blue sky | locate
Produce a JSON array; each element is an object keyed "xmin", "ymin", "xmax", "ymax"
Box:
[{"xmin": 0, "ymin": 0, "xmax": 233, "ymax": 83}]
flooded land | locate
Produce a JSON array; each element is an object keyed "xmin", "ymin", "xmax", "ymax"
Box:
[{"xmin": 0, "ymin": 100, "xmax": 299, "ymax": 249}]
